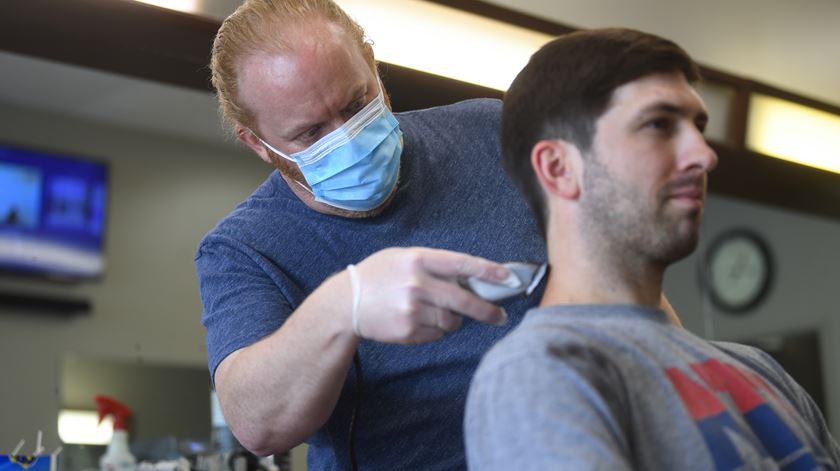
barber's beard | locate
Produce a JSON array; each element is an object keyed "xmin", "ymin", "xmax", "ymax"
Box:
[
  {"xmin": 267, "ymin": 153, "xmax": 400, "ymax": 219},
  {"xmin": 267, "ymin": 152, "xmax": 305, "ymax": 186}
]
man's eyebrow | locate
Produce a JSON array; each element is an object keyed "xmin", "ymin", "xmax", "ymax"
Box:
[
  {"xmin": 638, "ymin": 102, "xmax": 709, "ymax": 123},
  {"xmin": 637, "ymin": 101, "xmax": 709, "ymax": 126},
  {"xmin": 285, "ymin": 84, "xmax": 368, "ymax": 139}
]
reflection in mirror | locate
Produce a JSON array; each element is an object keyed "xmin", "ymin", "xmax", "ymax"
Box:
[{"xmin": 58, "ymin": 353, "xmax": 212, "ymax": 469}]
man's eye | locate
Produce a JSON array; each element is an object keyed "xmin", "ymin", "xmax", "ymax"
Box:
[
  {"xmin": 298, "ymin": 126, "xmax": 321, "ymax": 143},
  {"xmin": 347, "ymin": 98, "xmax": 365, "ymax": 114},
  {"xmin": 645, "ymin": 117, "xmax": 674, "ymax": 132}
]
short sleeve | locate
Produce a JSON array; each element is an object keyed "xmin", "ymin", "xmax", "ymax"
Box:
[
  {"xmin": 464, "ymin": 344, "xmax": 634, "ymax": 470},
  {"xmin": 196, "ymin": 238, "xmax": 299, "ymax": 385}
]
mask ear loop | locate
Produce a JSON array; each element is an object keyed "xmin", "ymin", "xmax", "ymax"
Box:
[
  {"xmin": 249, "ymin": 129, "xmax": 296, "ymax": 162},
  {"xmin": 249, "ymin": 130, "xmax": 315, "ymax": 193},
  {"xmin": 292, "ymin": 178, "xmax": 314, "ymax": 195}
]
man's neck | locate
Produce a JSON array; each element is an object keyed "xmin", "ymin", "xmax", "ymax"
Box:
[{"xmin": 540, "ymin": 234, "xmax": 665, "ymax": 308}]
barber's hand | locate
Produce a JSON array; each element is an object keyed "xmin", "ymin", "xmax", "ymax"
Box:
[{"xmin": 346, "ymin": 247, "xmax": 510, "ymax": 344}]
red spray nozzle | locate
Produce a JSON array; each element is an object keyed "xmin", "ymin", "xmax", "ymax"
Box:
[{"xmin": 94, "ymin": 395, "xmax": 133, "ymax": 431}]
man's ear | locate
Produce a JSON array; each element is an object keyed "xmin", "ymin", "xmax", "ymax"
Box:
[
  {"xmin": 531, "ymin": 139, "xmax": 581, "ymax": 201},
  {"xmin": 235, "ymin": 124, "xmax": 274, "ymax": 165}
]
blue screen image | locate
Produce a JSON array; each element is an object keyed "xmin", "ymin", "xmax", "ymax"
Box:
[
  {"xmin": 0, "ymin": 163, "xmax": 42, "ymax": 229},
  {"xmin": 0, "ymin": 144, "xmax": 108, "ymax": 280}
]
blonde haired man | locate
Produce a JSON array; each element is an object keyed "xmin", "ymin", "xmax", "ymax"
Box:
[{"xmin": 198, "ymin": 1, "xmax": 541, "ymax": 469}]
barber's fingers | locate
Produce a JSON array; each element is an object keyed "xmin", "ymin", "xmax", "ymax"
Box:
[
  {"xmin": 404, "ymin": 247, "xmax": 510, "ymax": 283},
  {"xmin": 392, "ymin": 308, "xmax": 463, "ymax": 345},
  {"xmin": 414, "ymin": 304, "xmax": 464, "ymax": 333},
  {"xmin": 359, "ymin": 303, "xmax": 449, "ymax": 344},
  {"xmin": 436, "ymin": 309, "xmax": 464, "ymax": 332},
  {"xmin": 418, "ymin": 275, "xmax": 507, "ymax": 326},
  {"xmin": 406, "ymin": 325, "xmax": 447, "ymax": 344}
]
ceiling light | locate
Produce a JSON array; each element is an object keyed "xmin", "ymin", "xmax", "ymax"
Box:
[
  {"xmin": 133, "ymin": 0, "xmax": 200, "ymax": 15},
  {"xmin": 336, "ymin": 0, "xmax": 553, "ymax": 91},
  {"xmin": 746, "ymin": 94, "xmax": 840, "ymax": 175}
]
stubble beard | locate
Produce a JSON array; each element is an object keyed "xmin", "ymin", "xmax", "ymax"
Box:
[{"xmin": 580, "ymin": 156, "xmax": 701, "ymax": 271}]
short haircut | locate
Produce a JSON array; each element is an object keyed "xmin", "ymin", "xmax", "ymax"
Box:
[{"xmin": 501, "ymin": 28, "xmax": 700, "ymax": 237}]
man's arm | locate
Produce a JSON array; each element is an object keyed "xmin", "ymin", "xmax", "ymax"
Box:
[
  {"xmin": 465, "ymin": 345, "xmax": 633, "ymax": 470},
  {"xmin": 209, "ymin": 247, "xmax": 510, "ymax": 455}
]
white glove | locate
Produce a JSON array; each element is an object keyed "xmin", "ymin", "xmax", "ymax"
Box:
[{"xmin": 345, "ymin": 247, "xmax": 510, "ymax": 344}]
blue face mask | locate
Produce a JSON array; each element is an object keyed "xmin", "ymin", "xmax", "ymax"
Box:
[{"xmin": 256, "ymin": 89, "xmax": 403, "ymax": 212}]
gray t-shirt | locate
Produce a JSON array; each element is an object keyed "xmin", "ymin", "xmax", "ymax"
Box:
[{"xmin": 465, "ymin": 305, "xmax": 840, "ymax": 470}]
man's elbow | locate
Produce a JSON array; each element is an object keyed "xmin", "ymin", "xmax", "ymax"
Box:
[{"xmin": 234, "ymin": 425, "xmax": 304, "ymax": 457}]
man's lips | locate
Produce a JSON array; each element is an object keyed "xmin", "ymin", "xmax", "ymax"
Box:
[
  {"xmin": 664, "ymin": 172, "xmax": 706, "ymax": 205},
  {"xmin": 669, "ymin": 187, "xmax": 704, "ymax": 200},
  {"xmin": 666, "ymin": 187, "xmax": 705, "ymax": 215}
]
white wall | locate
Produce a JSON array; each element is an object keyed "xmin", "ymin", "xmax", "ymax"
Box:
[{"xmin": 0, "ymin": 102, "xmax": 269, "ymax": 450}]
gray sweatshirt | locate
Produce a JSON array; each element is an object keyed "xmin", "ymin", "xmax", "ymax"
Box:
[{"xmin": 465, "ymin": 305, "xmax": 840, "ymax": 470}]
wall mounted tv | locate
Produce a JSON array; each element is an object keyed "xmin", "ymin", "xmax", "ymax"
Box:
[{"xmin": 0, "ymin": 143, "xmax": 108, "ymax": 282}]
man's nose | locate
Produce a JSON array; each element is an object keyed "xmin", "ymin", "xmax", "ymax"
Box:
[
  {"xmin": 681, "ymin": 127, "xmax": 718, "ymax": 173},
  {"xmin": 324, "ymin": 116, "xmax": 351, "ymax": 136}
]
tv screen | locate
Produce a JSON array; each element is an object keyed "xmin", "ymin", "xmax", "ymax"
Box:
[{"xmin": 0, "ymin": 143, "xmax": 108, "ymax": 281}]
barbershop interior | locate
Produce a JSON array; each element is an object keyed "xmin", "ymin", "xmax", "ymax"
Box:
[{"xmin": 1, "ymin": 0, "xmax": 839, "ymax": 470}]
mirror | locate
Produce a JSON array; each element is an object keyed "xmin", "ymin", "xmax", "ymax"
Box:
[{"xmin": 58, "ymin": 353, "xmax": 212, "ymax": 469}]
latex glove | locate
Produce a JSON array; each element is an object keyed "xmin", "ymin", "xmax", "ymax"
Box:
[{"xmin": 346, "ymin": 247, "xmax": 510, "ymax": 344}]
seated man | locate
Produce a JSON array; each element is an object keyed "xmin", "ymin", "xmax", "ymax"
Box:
[{"xmin": 465, "ymin": 28, "xmax": 840, "ymax": 470}]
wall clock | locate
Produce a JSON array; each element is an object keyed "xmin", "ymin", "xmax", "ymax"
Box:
[{"xmin": 702, "ymin": 229, "xmax": 773, "ymax": 314}]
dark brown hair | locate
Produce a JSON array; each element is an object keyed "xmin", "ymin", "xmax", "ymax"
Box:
[{"xmin": 501, "ymin": 28, "xmax": 700, "ymax": 237}]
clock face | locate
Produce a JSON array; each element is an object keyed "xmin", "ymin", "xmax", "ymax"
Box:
[{"xmin": 704, "ymin": 230, "xmax": 773, "ymax": 313}]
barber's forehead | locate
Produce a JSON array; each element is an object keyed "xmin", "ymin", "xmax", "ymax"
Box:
[
  {"xmin": 280, "ymin": 16, "xmax": 351, "ymax": 49},
  {"xmin": 238, "ymin": 20, "xmax": 358, "ymax": 90},
  {"xmin": 238, "ymin": 21, "xmax": 375, "ymax": 134}
]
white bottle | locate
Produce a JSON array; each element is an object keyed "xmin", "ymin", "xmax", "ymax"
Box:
[
  {"xmin": 100, "ymin": 429, "xmax": 137, "ymax": 471},
  {"xmin": 95, "ymin": 395, "xmax": 137, "ymax": 471}
]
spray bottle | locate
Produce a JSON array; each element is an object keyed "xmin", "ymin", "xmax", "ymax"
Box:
[{"xmin": 95, "ymin": 395, "xmax": 137, "ymax": 471}]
